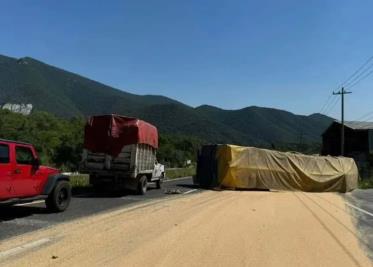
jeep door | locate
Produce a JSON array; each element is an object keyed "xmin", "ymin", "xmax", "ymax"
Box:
[
  {"xmin": 12, "ymin": 145, "xmax": 39, "ymax": 197},
  {"xmin": 0, "ymin": 143, "xmax": 13, "ymax": 200}
]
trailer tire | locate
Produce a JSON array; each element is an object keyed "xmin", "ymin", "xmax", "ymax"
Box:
[{"xmin": 137, "ymin": 176, "xmax": 147, "ymax": 195}]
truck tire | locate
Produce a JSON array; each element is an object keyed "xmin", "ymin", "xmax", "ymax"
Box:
[
  {"xmin": 46, "ymin": 180, "xmax": 72, "ymax": 212},
  {"xmin": 156, "ymin": 173, "xmax": 164, "ymax": 189},
  {"xmin": 137, "ymin": 176, "xmax": 148, "ymax": 195}
]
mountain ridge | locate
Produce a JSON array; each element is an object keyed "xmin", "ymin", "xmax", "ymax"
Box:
[{"xmin": 0, "ymin": 54, "xmax": 334, "ymax": 146}]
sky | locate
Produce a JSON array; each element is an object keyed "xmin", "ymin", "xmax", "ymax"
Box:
[{"xmin": 1, "ymin": 0, "xmax": 373, "ymax": 120}]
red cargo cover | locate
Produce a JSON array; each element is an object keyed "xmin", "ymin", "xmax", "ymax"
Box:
[{"xmin": 84, "ymin": 115, "xmax": 158, "ymax": 157}]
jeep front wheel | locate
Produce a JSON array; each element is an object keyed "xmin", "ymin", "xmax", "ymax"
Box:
[{"xmin": 46, "ymin": 180, "xmax": 72, "ymax": 212}]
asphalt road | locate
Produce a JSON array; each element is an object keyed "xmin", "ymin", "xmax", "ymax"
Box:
[
  {"xmin": 2, "ymin": 190, "xmax": 373, "ymax": 267},
  {"xmin": 0, "ymin": 177, "xmax": 196, "ymax": 241},
  {"xmin": 1, "ymin": 179, "xmax": 373, "ymax": 263},
  {"xmin": 346, "ymin": 189, "xmax": 373, "ymax": 260}
]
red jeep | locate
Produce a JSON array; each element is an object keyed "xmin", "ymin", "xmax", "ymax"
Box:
[{"xmin": 0, "ymin": 139, "xmax": 71, "ymax": 212}]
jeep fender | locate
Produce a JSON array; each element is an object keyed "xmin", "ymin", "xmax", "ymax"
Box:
[{"xmin": 42, "ymin": 174, "xmax": 70, "ymax": 195}]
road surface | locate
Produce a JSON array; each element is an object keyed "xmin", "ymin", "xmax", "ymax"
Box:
[
  {"xmin": 0, "ymin": 189, "xmax": 372, "ymax": 267},
  {"xmin": 0, "ymin": 177, "xmax": 197, "ymax": 241},
  {"xmin": 347, "ymin": 189, "xmax": 373, "ymax": 260}
]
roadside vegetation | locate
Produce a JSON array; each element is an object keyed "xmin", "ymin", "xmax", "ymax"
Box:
[
  {"xmin": 2, "ymin": 110, "xmax": 372, "ymax": 189},
  {"xmin": 166, "ymin": 166, "xmax": 196, "ymax": 179},
  {"xmin": 359, "ymin": 179, "xmax": 373, "ymax": 189},
  {"xmin": 0, "ymin": 109, "xmax": 84, "ymax": 170},
  {"xmin": 69, "ymin": 174, "xmax": 90, "ymax": 188},
  {"xmin": 0, "ymin": 109, "xmax": 202, "ymax": 170},
  {"xmin": 358, "ymin": 166, "xmax": 373, "ymax": 189}
]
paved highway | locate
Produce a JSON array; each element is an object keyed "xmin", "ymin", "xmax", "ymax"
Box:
[
  {"xmin": 347, "ymin": 189, "xmax": 373, "ymax": 260},
  {"xmin": 0, "ymin": 177, "xmax": 196, "ymax": 241},
  {"xmin": 1, "ymin": 180, "xmax": 373, "ymax": 266},
  {"xmin": 2, "ymin": 190, "xmax": 373, "ymax": 267}
]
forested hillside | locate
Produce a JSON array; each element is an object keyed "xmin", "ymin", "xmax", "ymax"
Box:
[
  {"xmin": 0, "ymin": 110, "xmax": 202, "ymax": 169},
  {"xmin": 0, "ymin": 54, "xmax": 334, "ymax": 148}
]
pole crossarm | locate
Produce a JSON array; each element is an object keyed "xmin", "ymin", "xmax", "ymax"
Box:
[{"xmin": 333, "ymin": 90, "xmax": 352, "ymax": 96}]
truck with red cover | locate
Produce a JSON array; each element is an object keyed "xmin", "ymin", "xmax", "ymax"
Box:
[{"xmin": 80, "ymin": 115, "xmax": 165, "ymax": 194}]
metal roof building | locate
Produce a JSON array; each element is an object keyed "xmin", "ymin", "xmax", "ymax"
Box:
[{"xmin": 322, "ymin": 121, "xmax": 373, "ymax": 162}]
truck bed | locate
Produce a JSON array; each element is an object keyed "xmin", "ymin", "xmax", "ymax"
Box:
[{"xmin": 82, "ymin": 144, "xmax": 156, "ymax": 175}]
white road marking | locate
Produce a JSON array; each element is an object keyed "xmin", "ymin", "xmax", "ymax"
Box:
[
  {"xmin": 164, "ymin": 177, "xmax": 192, "ymax": 183},
  {"xmin": 183, "ymin": 189, "xmax": 198, "ymax": 195},
  {"xmin": 346, "ymin": 202, "xmax": 373, "ymax": 218},
  {"xmin": 15, "ymin": 200, "xmax": 45, "ymax": 207},
  {"xmin": 0, "ymin": 238, "xmax": 51, "ymax": 260}
]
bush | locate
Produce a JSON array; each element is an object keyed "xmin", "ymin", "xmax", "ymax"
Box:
[
  {"xmin": 0, "ymin": 110, "xmax": 201, "ymax": 170},
  {"xmin": 359, "ymin": 179, "xmax": 373, "ymax": 189},
  {"xmin": 166, "ymin": 167, "xmax": 196, "ymax": 179}
]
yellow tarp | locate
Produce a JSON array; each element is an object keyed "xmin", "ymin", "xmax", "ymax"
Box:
[{"xmin": 216, "ymin": 145, "xmax": 358, "ymax": 193}]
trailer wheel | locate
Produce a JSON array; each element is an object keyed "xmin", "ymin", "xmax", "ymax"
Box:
[
  {"xmin": 156, "ymin": 173, "xmax": 164, "ymax": 189},
  {"xmin": 137, "ymin": 176, "xmax": 148, "ymax": 195}
]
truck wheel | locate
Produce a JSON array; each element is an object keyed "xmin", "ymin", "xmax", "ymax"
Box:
[
  {"xmin": 46, "ymin": 180, "xmax": 72, "ymax": 212},
  {"xmin": 156, "ymin": 173, "xmax": 164, "ymax": 189},
  {"xmin": 137, "ymin": 176, "xmax": 147, "ymax": 195}
]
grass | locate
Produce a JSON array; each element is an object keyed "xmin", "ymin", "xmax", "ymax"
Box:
[
  {"xmin": 359, "ymin": 179, "xmax": 373, "ymax": 189},
  {"xmin": 69, "ymin": 174, "xmax": 90, "ymax": 188},
  {"xmin": 165, "ymin": 166, "xmax": 196, "ymax": 180}
]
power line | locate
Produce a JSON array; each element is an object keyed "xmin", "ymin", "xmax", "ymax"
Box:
[
  {"xmin": 345, "ymin": 68, "xmax": 373, "ymax": 89},
  {"xmin": 343, "ymin": 63, "xmax": 373, "ymax": 88},
  {"xmin": 322, "ymin": 55, "xmax": 373, "ymax": 116},
  {"xmin": 340, "ymin": 55, "xmax": 373, "ymax": 88},
  {"xmin": 319, "ymin": 56, "xmax": 372, "ymax": 115},
  {"xmin": 324, "ymin": 97, "xmax": 339, "ymax": 116},
  {"xmin": 323, "ymin": 96, "xmax": 340, "ymax": 116},
  {"xmin": 319, "ymin": 55, "xmax": 373, "ymax": 156},
  {"xmin": 319, "ymin": 94, "xmax": 333, "ymax": 114}
]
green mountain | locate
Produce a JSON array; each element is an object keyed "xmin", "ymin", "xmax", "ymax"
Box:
[
  {"xmin": 195, "ymin": 105, "xmax": 333, "ymax": 144},
  {"xmin": 0, "ymin": 54, "xmax": 333, "ymax": 146}
]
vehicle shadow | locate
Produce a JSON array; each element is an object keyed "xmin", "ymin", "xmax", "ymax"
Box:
[
  {"xmin": 177, "ymin": 183, "xmax": 270, "ymax": 192},
  {"xmin": 176, "ymin": 183, "xmax": 201, "ymax": 190},
  {"xmin": 0, "ymin": 205, "xmax": 48, "ymax": 222},
  {"xmin": 72, "ymin": 185, "xmax": 159, "ymax": 198}
]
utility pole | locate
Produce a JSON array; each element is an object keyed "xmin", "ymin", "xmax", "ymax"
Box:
[{"xmin": 333, "ymin": 88, "xmax": 352, "ymax": 156}]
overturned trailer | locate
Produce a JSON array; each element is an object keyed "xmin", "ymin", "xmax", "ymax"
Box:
[{"xmin": 196, "ymin": 145, "xmax": 358, "ymax": 193}]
